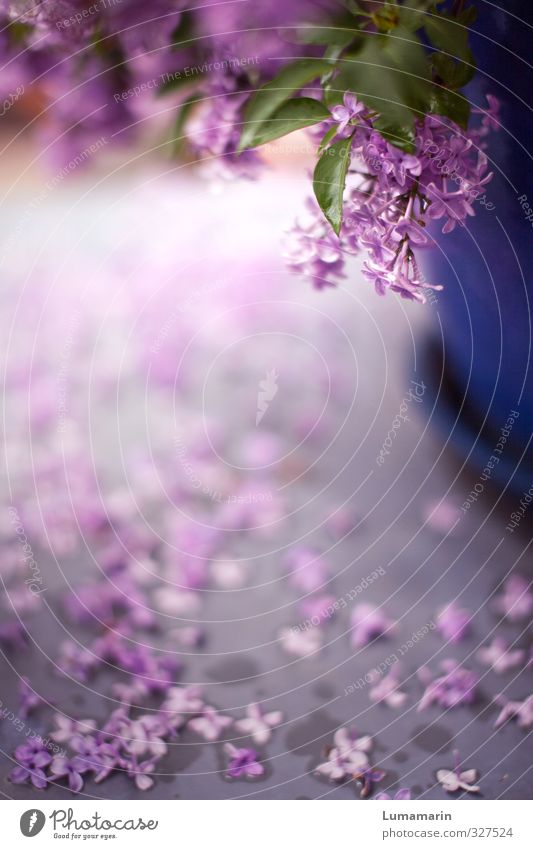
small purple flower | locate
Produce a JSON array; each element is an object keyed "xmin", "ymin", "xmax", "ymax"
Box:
[
  {"xmin": 283, "ymin": 546, "xmax": 331, "ymax": 593},
  {"xmin": 299, "ymin": 594, "xmax": 337, "ymax": 625},
  {"xmin": 10, "ymin": 741, "xmax": 52, "ymax": 790},
  {"xmin": 494, "ymin": 693, "xmax": 533, "ymax": 730},
  {"xmin": 124, "ymin": 716, "xmax": 168, "ymax": 759},
  {"xmin": 354, "ymin": 765, "xmax": 387, "ymax": 798},
  {"xmin": 368, "ymin": 663, "xmax": 407, "ymax": 709},
  {"xmin": 426, "ymin": 182, "xmax": 476, "ymax": 233},
  {"xmin": 49, "ymin": 755, "xmax": 90, "ymax": 793},
  {"xmin": 188, "ymin": 706, "xmax": 233, "ymax": 742},
  {"xmin": 50, "ymin": 713, "xmax": 97, "ymax": 743},
  {"xmin": 124, "ymin": 758, "xmax": 156, "ymax": 791},
  {"xmin": 224, "ymin": 743, "xmax": 264, "ymax": 779},
  {"xmin": 161, "ymin": 686, "xmax": 204, "ymax": 718},
  {"xmin": 331, "ymin": 92, "xmax": 367, "ymax": 137},
  {"xmin": 418, "ymin": 660, "xmax": 477, "ymax": 711},
  {"xmin": 493, "ymin": 574, "xmax": 533, "ymax": 622},
  {"xmin": 18, "ymin": 677, "xmax": 44, "ymax": 719},
  {"xmin": 234, "ymin": 703, "xmax": 283, "ymax": 745},
  {"xmin": 436, "ymin": 602, "xmax": 472, "ymax": 644},
  {"xmin": 436, "ymin": 750, "xmax": 480, "ymax": 794},
  {"xmin": 477, "ymin": 638, "xmax": 525, "ymax": 673},
  {"xmin": 472, "ymin": 94, "xmax": 501, "ymax": 133},
  {"xmin": 350, "ymin": 603, "xmax": 395, "ymax": 648},
  {"xmin": 423, "ymin": 499, "xmax": 460, "ymax": 534},
  {"xmin": 315, "ymin": 727, "xmax": 372, "ymax": 781},
  {"xmin": 375, "ymin": 788, "xmax": 411, "ymax": 800},
  {"xmin": 279, "ymin": 625, "xmax": 323, "ymax": 657}
]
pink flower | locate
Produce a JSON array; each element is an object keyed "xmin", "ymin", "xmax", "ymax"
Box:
[
  {"xmin": 436, "ymin": 602, "xmax": 472, "ymax": 644},
  {"xmin": 188, "ymin": 706, "xmax": 233, "ymax": 741},
  {"xmin": 350, "ymin": 603, "xmax": 395, "ymax": 648},
  {"xmin": 331, "ymin": 92, "xmax": 367, "ymax": 137},
  {"xmin": 477, "ymin": 638, "xmax": 525, "ymax": 673},
  {"xmin": 494, "ymin": 694, "xmax": 533, "ymax": 730},
  {"xmin": 279, "ymin": 625, "xmax": 322, "ymax": 657},
  {"xmin": 50, "ymin": 714, "xmax": 97, "ymax": 743},
  {"xmin": 234, "ymin": 703, "xmax": 283, "ymax": 745},
  {"xmin": 224, "ymin": 744, "xmax": 264, "ymax": 779},
  {"xmin": 493, "ymin": 575, "xmax": 533, "ymax": 622},
  {"xmin": 375, "ymin": 788, "xmax": 411, "ymax": 800},
  {"xmin": 315, "ymin": 727, "xmax": 372, "ymax": 781},
  {"xmin": 368, "ymin": 663, "xmax": 407, "ymax": 709},
  {"xmin": 418, "ymin": 660, "xmax": 477, "ymax": 711},
  {"xmin": 436, "ymin": 750, "xmax": 480, "ymax": 794}
]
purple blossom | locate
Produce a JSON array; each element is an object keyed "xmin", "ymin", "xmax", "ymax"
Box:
[
  {"xmin": 315, "ymin": 727, "xmax": 372, "ymax": 781},
  {"xmin": 423, "ymin": 499, "xmax": 460, "ymax": 534},
  {"xmin": 279, "ymin": 625, "xmax": 323, "ymax": 657},
  {"xmin": 493, "ymin": 575, "xmax": 533, "ymax": 622},
  {"xmin": 234, "ymin": 703, "xmax": 283, "ymax": 745},
  {"xmin": 161, "ymin": 686, "xmax": 204, "ymax": 719},
  {"xmin": 368, "ymin": 663, "xmax": 407, "ymax": 709},
  {"xmin": 436, "ymin": 602, "xmax": 472, "ymax": 644},
  {"xmin": 472, "ymin": 94, "xmax": 501, "ymax": 133},
  {"xmin": 18, "ymin": 677, "xmax": 44, "ymax": 719},
  {"xmin": 418, "ymin": 660, "xmax": 477, "ymax": 711},
  {"xmin": 50, "ymin": 714, "xmax": 97, "ymax": 743},
  {"xmin": 494, "ymin": 694, "xmax": 533, "ymax": 730},
  {"xmin": 49, "ymin": 755, "xmax": 90, "ymax": 793},
  {"xmin": 283, "ymin": 546, "xmax": 332, "ymax": 593},
  {"xmin": 299, "ymin": 594, "xmax": 337, "ymax": 624},
  {"xmin": 10, "ymin": 741, "xmax": 52, "ymax": 790},
  {"xmin": 350, "ymin": 603, "xmax": 395, "ymax": 648},
  {"xmin": 124, "ymin": 758, "xmax": 157, "ymax": 791},
  {"xmin": 124, "ymin": 716, "xmax": 168, "ymax": 759},
  {"xmin": 287, "ymin": 104, "xmax": 497, "ymax": 301},
  {"xmin": 188, "ymin": 706, "xmax": 233, "ymax": 742},
  {"xmin": 354, "ymin": 765, "xmax": 387, "ymax": 798},
  {"xmin": 331, "ymin": 93, "xmax": 368, "ymax": 137},
  {"xmin": 224, "ymin": 743, "xmax": 264, "ymax": 779},
  {"xmin": 375, "ymin": 788, "xmax": 411, "ymax": 800},
  {"xmin": 436, "ymin": 750, "xmax": 480, "ymax": 794},
  {"xmin": 477, "ymin": 638, "xmax": 525, "ymax": 673}
]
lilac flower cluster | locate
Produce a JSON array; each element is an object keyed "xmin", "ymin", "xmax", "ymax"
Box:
[
  {"xmin": 10, "ymin": 693, "xmax": 280, "ymax": 792},
  {"xmin": 286, "ymin": 94, "xmax": 500, "ymax": 302}
]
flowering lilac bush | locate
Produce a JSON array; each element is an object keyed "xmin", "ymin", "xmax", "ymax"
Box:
[{"xmin": 0, "ymin": 0, "xmax": 497, "ymax": 300}]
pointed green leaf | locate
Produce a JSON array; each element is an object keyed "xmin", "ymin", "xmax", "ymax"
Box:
[
  {"xmin": 313, "ymin": 135, "xmax": 353, "ymax": 234},
  {"xmin": 249, "ymin": 98, "xmax": 331, "ymax": 146},
  {"xmin": 238, "ymin": 58, "xmax": 333, "ymax": 151}
]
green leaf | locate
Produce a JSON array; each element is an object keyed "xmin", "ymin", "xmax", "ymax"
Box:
[
  {"xmin": 238, "ymin": 58, "xmax": 333, "ymax": 151},
  {"xmin": 430, "ymin": 86, "xmax": 470, "ymax": 129},
  {"xmin": 328, "ymin": 27, "xmax": 434, "ymax": 151},
  {"xmin": 291, "ymin": 24, "xmax": 359, "ymax": 48},
  {"xmin": 249, "ymin": 98, "xmax": 331, "ymax": 146},
  {"xmin": 318, "ymin": 125, "xmax": 339, "ymax": 154},
  {"xmin": 432, "ymin": 51, "xmax": 475, "ymax": 89},
  {"xmin": 424, "ymin": 12, "xmax": 470, "ymax": 60},
  {"xmin": 313, "ymin": 136, "xmax": 353, "ymax": 235},
  {"xmin": 169, "ymin": 95, "xmax": 198, "ymax": 154}
]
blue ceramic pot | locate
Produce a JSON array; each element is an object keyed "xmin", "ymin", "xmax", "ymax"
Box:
[{"xmin": 424, "ymin": 1, "xmax": 533, "ymax": 492}]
